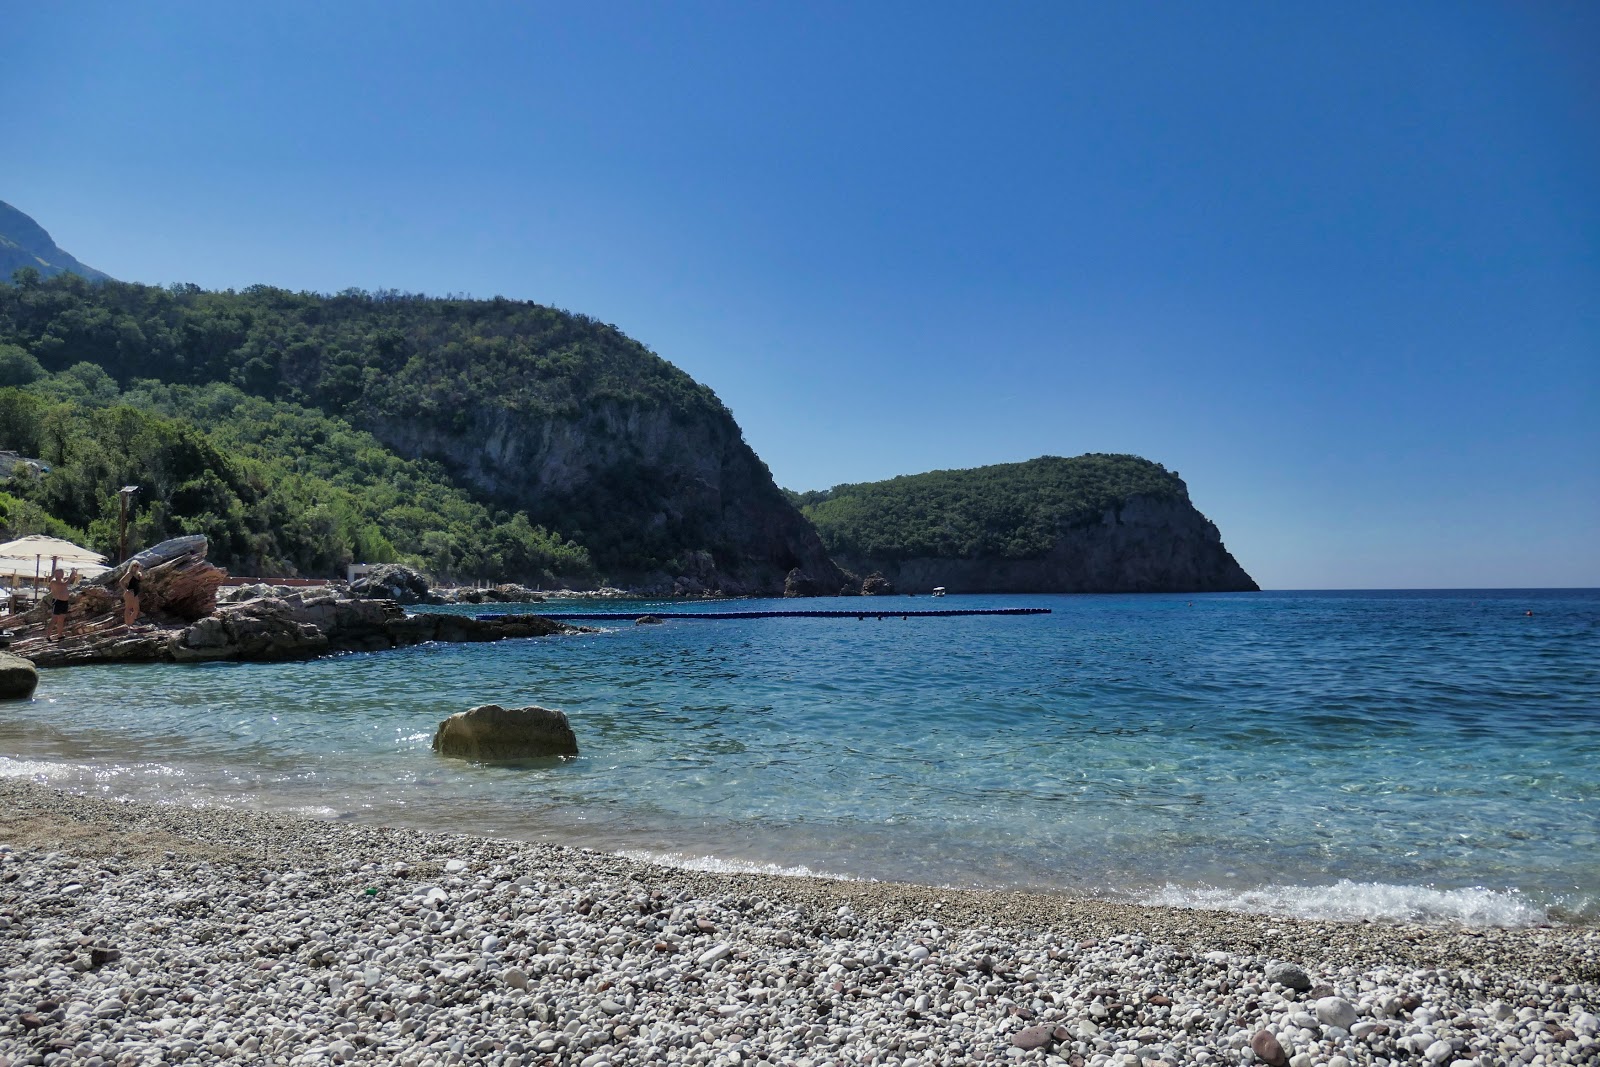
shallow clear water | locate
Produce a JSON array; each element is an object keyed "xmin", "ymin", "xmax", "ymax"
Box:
[{"xmin": 3, "ymin": 589, "xmax": 1596, "ymax": 926}]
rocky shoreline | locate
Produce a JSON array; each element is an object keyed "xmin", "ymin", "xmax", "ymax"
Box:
[
  {"xmin": 2, "ymin": 548, "xmax": 590, "ymax": 669},
  {"xmin": 1, "ymin": 781, "xmax": 1595, "ymax": 1067}
]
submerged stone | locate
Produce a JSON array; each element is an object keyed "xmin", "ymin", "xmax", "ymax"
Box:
[
  {"xmin": 432, "ymin": 704, "xmax": 579, "ymax": 760},
  {"xmin": 0, "ymin": 651, "xmax": 38, "ymax": 700}
]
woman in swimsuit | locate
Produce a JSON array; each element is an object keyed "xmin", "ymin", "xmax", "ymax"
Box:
[
  {"xmin": 47, "ymin": 568, "xmax": 70, "ymax": 641},
  {"xmin": 121, "ymin": 561, "xmax": 143, "ymax": 626}
]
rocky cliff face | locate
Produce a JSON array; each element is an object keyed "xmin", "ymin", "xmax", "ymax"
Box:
[
  {"xmin": 835, "ymin": 493, "xmax": 1257, "ymax": 594},
  {"xmin": 368, "ymin": 399, "xmax": 843, "ymax": 597}
]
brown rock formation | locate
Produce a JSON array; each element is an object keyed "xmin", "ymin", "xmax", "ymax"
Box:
[
  {"xmin": 6, "ymin": 536, "xmax": 588, "ymax": 668},
  {"xmin": 5, "ymin": 535, "xmax": 223, "ymax": 658},
  {"xmin": 432, "ymin": 704, "xmax": 579, "ymax": 760},
  {"xmin": 0, "ymin": 651, "xmax": 38, "ymax": 699},
  {"xmin": 860, "ymin": 571, "xmax": 896, "ymax": 596}
]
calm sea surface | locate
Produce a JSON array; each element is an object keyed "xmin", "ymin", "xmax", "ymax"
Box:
[{"xmin": 3, "ymin": 590, "xmax": 1596, "ymax": 926}]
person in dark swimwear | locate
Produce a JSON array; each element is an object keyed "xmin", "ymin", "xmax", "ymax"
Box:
[
  {"xmin": 121, "ymin": 561, "xmax": 143, "ymax": 626},
  {"xmin": 47, "ymin": 568, "xmax": 70, "ymax": 641}
]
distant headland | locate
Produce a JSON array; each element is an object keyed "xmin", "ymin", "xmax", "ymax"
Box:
[{"xmin": 1, "ymin": 201, "xmax": 1253, "ymax": 596}]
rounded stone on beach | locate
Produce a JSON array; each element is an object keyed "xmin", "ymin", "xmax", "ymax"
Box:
[
  {"xmin": 1265, "ymin": 962, "xmax": 1312, "ymax": 991},
  {"xmin": 1315, "ymin": 996, "xmax": 1358, "ymax": 1030},
  {"xmin": 697, "ymin": 943, "xmax": 733, "ymax": 965},
  {"xmin": 1424, "ymin": 1038, "xmax": 1455, "ymax": 1063},
  {"xmin": 1251, "ymin": 1029, "xmax": 1289, "ymax": 1067},
  {"xmin": 1011, "ymin": 1024, "xmax": 1055, "ymax": 1049}
]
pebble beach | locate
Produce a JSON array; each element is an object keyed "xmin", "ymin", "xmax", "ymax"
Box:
[{"xmin": 1, "ymin": 780, "xmax": 1596, "ymax": 1067}]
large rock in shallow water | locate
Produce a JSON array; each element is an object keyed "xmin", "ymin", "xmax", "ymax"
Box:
[
  {"xmin": 860, "ymin": 571, "xmax": 895, "ymax": 596},
  {"xmin": 432, "ymin": 704, "xmax": 579, "ymax": 760},
  {"xmin": 783, "ymin": 568, "xmax": 824, "ymax": 598},
  {"xmin": 0, "ymin": 652, "xmax": 38, "ymax": 700}
]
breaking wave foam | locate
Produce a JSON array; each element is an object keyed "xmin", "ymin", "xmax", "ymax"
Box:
[
  {"xmin": 616, "ymin": 848, "xmax": 862, "ymax": 882},
  {"xmin": 1139, "ymin": 878, "xmax": 1555, "ymax": 928}
]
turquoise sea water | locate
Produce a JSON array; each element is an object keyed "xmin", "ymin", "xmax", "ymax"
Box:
[{"xmin": 3, "ymin": 590, "xmax": 1596, "ymax": 926}]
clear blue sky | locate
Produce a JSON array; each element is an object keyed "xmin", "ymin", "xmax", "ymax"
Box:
[{"xmin": 5, "ymin": 2, "xmax": 1596, "ymax": 588}]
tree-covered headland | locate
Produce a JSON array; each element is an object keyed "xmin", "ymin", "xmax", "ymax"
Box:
[
  {"xmin": 792, "ymin": 454, "xmax": 1188, "ymax": 561},
  {"xmin": 0, "ymin": 268, "xmax": 770, "ymax": 581}
]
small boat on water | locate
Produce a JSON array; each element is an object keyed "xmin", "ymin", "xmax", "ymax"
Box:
[{"xmin": 932, "ymin": 586, "xmax": 946, "ymax": 597}]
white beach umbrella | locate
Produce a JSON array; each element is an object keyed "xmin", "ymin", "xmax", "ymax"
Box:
[
  {"xmin": 0, "ymin": 535, "xmax": 108, "ymax": 564},
  {"xmin": 0, "ymin": 556, "xmax": 112, "ymax": 580},
  {"xmin": 0, "ymin": 535, "xmax": 110, "ymax": 584}
]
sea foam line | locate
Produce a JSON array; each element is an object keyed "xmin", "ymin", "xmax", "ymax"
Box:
[
  {"xmin": 615, "ymin": 848, "xmax": 863, "ymax": 883},
  {"xmin": 1138, "ymin": 878, "xmax": 1554, "ymax": 928}
]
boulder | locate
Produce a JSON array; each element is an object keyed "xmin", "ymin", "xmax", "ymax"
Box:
[
  {"xmin": 432, "ymin": 704, "xmax": 579, "ymax": 760},
  {"xmin": 349, "ymin": 564, "xmax": 435, "ymax": 604},
  {"xmin": 783, "ymin": 568, "xmax": 823, "ymax": 598},
  {"xmin": 860, "ymin": 571, "xmax": 896, "ymax": 596},
  {"xmin": 0, "ymin": 652, "xmax": 38, "ymax": 700}
]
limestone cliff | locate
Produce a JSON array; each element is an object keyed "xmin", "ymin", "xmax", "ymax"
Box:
[
  {"xmin": 367, "ymin": 396, "xmax": 842, "ymax": 597},
  {"xmin": 833, "ymin": 494, "xmax": 1254, "ymax": 593},
  {"xmin": 800, "ymin": 454, "xmax": 1257, "ymax": 594}
]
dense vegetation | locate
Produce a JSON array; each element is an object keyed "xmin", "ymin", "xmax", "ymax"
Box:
[
  {"xmin": 0, "ymin": 270, "xmax": 722, "ymax": 426},
  {"xmin": 0, "ymin": 269, "xmax": 745, "ymax": 578},
  {"xmin": 0, "ymin": 264, "xmax": 1204, "ymax": 587},
  {"xmin": 0, "ymin": 375, "xmax": 592, "ymax": 581},
  {"xmin": 793, "ymin": 454, "xmax": 1186, "ymax": 561},
  {"xmin": 2, "ymin": 267, "xmax": 783, "ymax": 579}
]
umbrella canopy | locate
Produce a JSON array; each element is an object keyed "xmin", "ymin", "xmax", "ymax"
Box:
[
  {"xmin": 0, "ymin": 535, "xmax": 107, "ymax": 564},
  {"xmin": 0, "ymin": 535, "xmax": 110, "ymax": 583},
  {"xmin": 0, "ymin": 556, "xmax": 111, "ymax": 580}
]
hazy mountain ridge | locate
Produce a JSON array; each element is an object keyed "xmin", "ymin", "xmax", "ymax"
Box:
[{"xmin": 0, "ymin": 201, "xmax": 110, "ymax": 283}]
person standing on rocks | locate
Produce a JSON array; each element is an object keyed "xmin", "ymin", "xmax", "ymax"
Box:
[
  {"xmin": 120, "ymin": 561, "xmax": 143, "ymax": 627},
  {"xmin": 47, "ymin": 568, "xmax": 71, "ymax": 642}
]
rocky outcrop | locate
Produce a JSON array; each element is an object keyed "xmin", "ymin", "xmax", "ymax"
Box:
[
  {"xmin": 7, "ymin": 536, "xmax": 589, "ymax": 667},
  {"xmin": 5, "ymin": 535, "xmax": 224, "ymax": 652},
  {"xmin": 836, "ymin": 494, "xmax": 1257, "ymax": 594},
  {"xmin": 0, "ymin": 652, "xmax": 38, "ymax": 699},
  {"xmin": 432, "ymin": 704, "xmax": 579, "ymax": 760},
  {"xmin": 783, "ymin": 568, "xmax": 827, "ymax": 598},
  {"xmin": 349, "ymin": 564, "xmax": 434, "ymax": 604},
  {"xmin": 368, "ymin": 399, "xmax": 843, "ymax": 597},
  {"xmin": 437, "ymin": 583, "xmax": 546, "ymax": 605},
  {"xmin": 860, "ymin": 572, "xmax": 896, "ymax": 596}
]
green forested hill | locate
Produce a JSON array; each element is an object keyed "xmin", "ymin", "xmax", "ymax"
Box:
[
  {"xmin": 0, "ymin": 270, "xmax": 838, "ymax": 591},
  {"xmin": 794, "ymin": 454, "xmax": 1187, "ymax": 561},
  {"xmin": 0, "ymin": 373, "xmax": 591, "ymax": 581},
  {"xmin": 792, "ymin": 454, "xmax": 1257, "ymax": 593}
]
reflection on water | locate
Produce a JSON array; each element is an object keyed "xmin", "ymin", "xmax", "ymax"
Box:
[{"xmin": 2, "ymin": 589, "xmax": 1597, "ymax": 925}]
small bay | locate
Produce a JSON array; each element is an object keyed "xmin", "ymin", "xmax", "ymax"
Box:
[{"xmin": 3, "ymin": 588, "xmax": 1596, "ymax": 926}]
